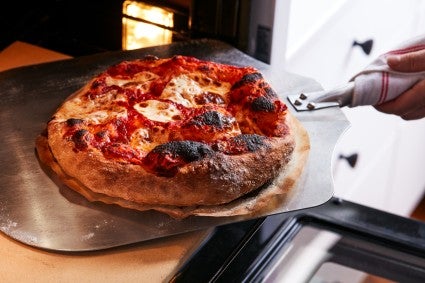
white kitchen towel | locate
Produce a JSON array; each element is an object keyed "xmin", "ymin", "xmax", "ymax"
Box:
[{"xmin": 350, "ymin": 34, "xmax": 425, "ymax": 107}]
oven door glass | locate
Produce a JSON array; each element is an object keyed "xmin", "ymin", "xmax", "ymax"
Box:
[{"xmin": 263, "ymin": 225, "xmax": 425, "ymax": 283}]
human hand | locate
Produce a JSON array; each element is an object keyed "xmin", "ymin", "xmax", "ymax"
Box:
[{"xmin": 374, "ymin": 49, "xmax": 425, "ymax": 120}]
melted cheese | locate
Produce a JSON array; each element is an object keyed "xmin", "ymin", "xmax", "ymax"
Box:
[
  {"xmin": 58, "ymin": 72, "xmax": 158, "ymax": 124},
  {"xmin": 160, "ymin": 74, "xmax": 202, "ymax": 107},
  {"xmin": 134, "ymin": 100, "xmax": 181, "ymax": 123},
  {"xmin": 130, "ymin": 128, "xmax": 154, "ymax": 153},
  {"xmin": 160, "ymin": 73, "xmax": 231, "ymax": 107},
  {"xmin": 191, "ymin": 74, "xmax": 231, "ymax": 101},
  {"xmin": 57, "ymin": 91, "xmax": 127, "ymax": 124},
  {"xmin": 105, "ymin": 71, "xmax": 159, "ymax": 87}
]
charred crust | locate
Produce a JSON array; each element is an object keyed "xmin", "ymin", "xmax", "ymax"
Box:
[
  {"xmin": 171, "ymin": 55, "xmax": 181, "ymax": 62},
  {"xmin": 72, "ymin": 129, "xmax": 90, "ymax": 149},
  {"xmin": 66, "ymin": 118, "xmax": 84, "ymax": 126},
  {"xmin": 264, "ymin": 87, "xmax": 278, "ymax": 98},
  {"xmin": 258, "ymin": 82, "xmax": 268, "ymax": 88},
  {"xmin": 194, "ymin": 92, "xmax": 225, "ymax": 105},
  {"xmin": 142, "ymin": 55, "xmax": 159, "ymax": 61},
  {"xmin": 96, "ymin": 131, "xmax": 108, "ymax": 139},
  {"xmin": 251, "ymin": 96, "xmax": 276, "ymax": 112},
  {"xmin": 188, "ymin": 111, "xmax": 232, "ymax": 129},
  {"xmin": 232, "ymin": 72, "xmax": 263, "ymax": 90},
  {"xmin": 151, "ymin": 141, "xmax": 214, "ymax": 162},
  {"xmin": 91, "ymin": 80, "xmax": 102, "ymax": 89},
  {"xmin": 233, "ymin": 134, "xmax": 267, "ymax": 152},
  {"xmin": 197, "ymin": 64, "xmax": 211, "ymax": 72}
]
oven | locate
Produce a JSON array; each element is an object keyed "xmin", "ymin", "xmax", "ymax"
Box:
[
  {"xmin": 0, "ymin": 0, "xmax": 288, "ymax": 64},
  {"xmin": 120, "ymin": 0, "xmax": 288, "ymax": 65}
]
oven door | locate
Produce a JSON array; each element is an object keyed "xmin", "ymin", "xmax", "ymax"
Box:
[{"xmin": 172, "ymin": 197, "xmax": 425, "ymax": 282}]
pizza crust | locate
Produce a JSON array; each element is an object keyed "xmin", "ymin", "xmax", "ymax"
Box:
[
  {"xmin": 42, "ymin": 122, "xmax": 294, "ymax": 206},
  {"xmin": 36, "ymin": 111, "xmax": 309, "ymax": 219}
]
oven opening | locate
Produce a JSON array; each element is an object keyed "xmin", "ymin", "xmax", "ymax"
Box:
[
  {"xmin": 263, "ymin": 226, "xmax": 425, "ymax": 283},
  {"xmin": 121, "ymin": 0, "xmax": 190, "ymax": 50}
]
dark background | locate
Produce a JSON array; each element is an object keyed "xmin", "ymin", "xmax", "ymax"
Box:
[
  {"xmin": 1, "ymin": 0, "xmax": 123, "ymax": 56},
  {"xmin": 0, "ymin": 0, "xmax": 249, "ymax": 58}
]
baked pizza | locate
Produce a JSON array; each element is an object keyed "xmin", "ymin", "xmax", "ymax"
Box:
[{"xmin": 36, "ymin": 55, "xmax": 310, "ymax": 218}]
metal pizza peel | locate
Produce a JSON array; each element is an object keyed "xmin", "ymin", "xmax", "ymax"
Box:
[{"xmin": 0, "ymin": 39, "xmax": 349, "ymax": 252}]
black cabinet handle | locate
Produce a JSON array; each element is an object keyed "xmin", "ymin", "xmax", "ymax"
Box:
[
  {"xmin": 339, "ymin": 153, "xmax": 358, "ymax": 168},
  {"xmin": 352, "ymin": 39, "xmax": 374, "ymax": 55}
]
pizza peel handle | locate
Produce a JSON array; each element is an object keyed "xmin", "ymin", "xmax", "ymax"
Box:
[
  {"xmin": 287, "ymin": 82, "xmax": 354, "ymax": 111},
  {"xmin": 289, "ymin": 34, "xmax": 425, "ymax": 112}
]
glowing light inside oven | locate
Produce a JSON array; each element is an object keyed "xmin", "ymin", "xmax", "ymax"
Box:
[{"xmin": 122, "ymin": 1, "xmax": 174, "ymax": 50}]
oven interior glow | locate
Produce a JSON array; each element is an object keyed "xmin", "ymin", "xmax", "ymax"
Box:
[{"xmin": 122, "ymin": 1, "xmax": 174, "ymax": 50}]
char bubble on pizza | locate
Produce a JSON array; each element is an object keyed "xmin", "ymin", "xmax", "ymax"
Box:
[{"xmin": 36, "ymin": 55, "xmax": 310, "ymax": 219}]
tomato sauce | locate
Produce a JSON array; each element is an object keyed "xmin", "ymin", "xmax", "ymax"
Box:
[{"xmin": 62, "ymin": 56, "xmax": 289, "ymax": 176}]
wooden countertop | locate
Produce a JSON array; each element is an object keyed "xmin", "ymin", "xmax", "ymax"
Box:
[{"xmin": 0, "ymin": 41, "xmax": 209, "ymax": 283}]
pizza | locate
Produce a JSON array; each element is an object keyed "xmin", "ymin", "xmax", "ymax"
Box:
[{"xmin": 36, "ymin": 55, "xmax": 310, "ymax": 219}]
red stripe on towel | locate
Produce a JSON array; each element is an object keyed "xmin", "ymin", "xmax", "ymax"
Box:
[
  {"xmin": 386, "ymin": 44, "xmax": 425, "ymax": 55},
  {"xmin": 378, "ymin": 72, "xmax": 389, "ymax": 105}
]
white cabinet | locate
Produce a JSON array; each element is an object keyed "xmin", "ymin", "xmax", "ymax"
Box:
[
  {"xmin": 283, "ymin": 0, "xmax": 425, "ymax": 216},
  {"xmin": 332, "ymin": 107, "xmax": 399, "ymax": 210},
  {"xmin": 388, "ymin": 119, "xmax": 425, "ymax": 215},
  {"xmin": 284, "ymin": 0, "xmax": 423, "ymax": 89}
]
